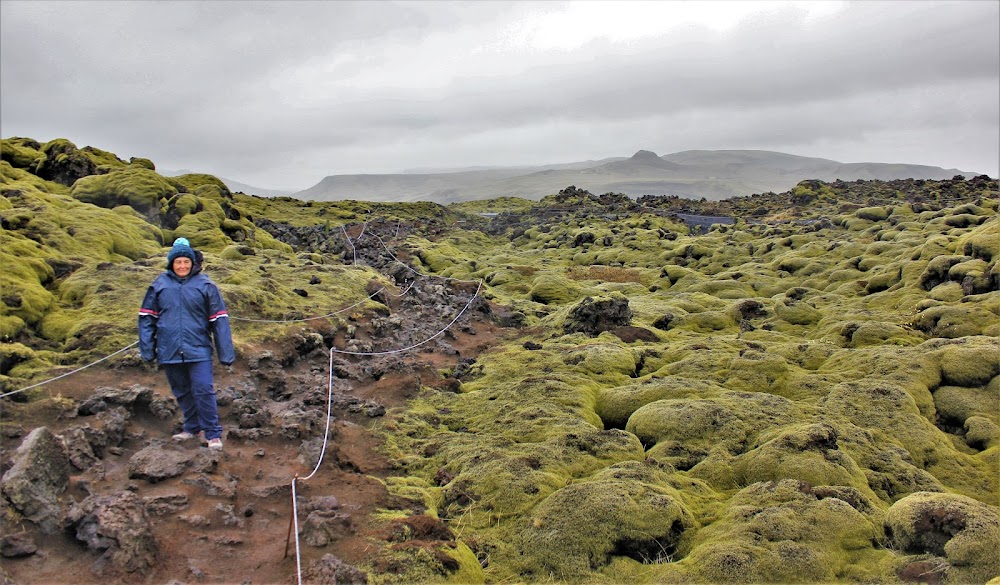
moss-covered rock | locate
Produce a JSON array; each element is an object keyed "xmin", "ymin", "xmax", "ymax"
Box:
[
  {"xmin": 958, "ymin": 218, "xmax": 1000, "ymax": 264},
  {"xmin": 171, "ymin": 173, "xmax": 232, "ymax": 199},
  {"xmin": 821, "ymin": 380, "xmax": 939, "ymax": 455},
  {"xmin": 885, "ymin": 491, "xmax": 1000, "ymax": 584},
  {"xmin": 723, "ymin": 423, "xmax": 879, "ymax": 497},
  {"xmin": 843, "ymin": 321, "xmax": 922, "ymax": 347},
  {"xmin": 529, "ymin": 273, "xmax": 579, "ymax": 305},
  {"xmin": 0, "ymin": 342, "xmax": 36, "ymax": 376},
  {"xmin": 677, "ymin": 479, "xmax": 894, "ymax": 584},
  {"xmin": 934, "ymin": 385, "xmax": 998, "ymax": 428},
  {"xmin": 31, "ymin": 139, "xmax": 100, "ymax": 186},
  {"xmin": 774, "ymin": 299, "xmax": 822, "ymax": 326},
  {"xmin": 597, "ymin": 377, "xmax": 726, "ymax": 430},
  {"xmin": 506, "ymin": 462, "xmax": 695, "ymax": 579},
  {"xmin": 724, "ymin": 351, "xmax": 792, "ymax": 395},
  {"xmin": 1, "ymin": 138, "xmax": 44, "ymax": 169},
  {"xmin": 71, "ymin": 166, "xmax": 177, "ymax": 216},
  {"xmin": 371, "ymin": 539, "xmax": 485, "ymax": 584},
  {"xmin": 856, "ymin": 206, "xmax": 890, "ymax": 221},
  {"xmin": 564, "ymin": 341, "xmax": 638, "ymax": 379},
  {"xmin": 913, "ymin": 305, "xmax": 998, "ymax": 339},
  {"xmin": 964, "ymin": 416, "xmax": 999, "ymax": 449},
  {"xmin": 937, "ymin": 344, "xmax": 1000, "ymax": 387},
  {"xmin": 629, "ymin": 391, "xmax": 802, "ymax": 476},
  {"xmin": 128, "ymin": 156, "xmax": 155, "ymax": 170}
]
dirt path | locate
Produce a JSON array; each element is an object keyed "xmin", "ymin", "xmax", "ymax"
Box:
[{"xmin": 1, "ymin": 309, "xmax": 505, "ymax": 585}]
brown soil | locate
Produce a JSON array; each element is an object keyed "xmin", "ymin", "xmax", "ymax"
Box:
[{"xmin": 1, "ymin": 313, "xmax": 506, "ymax": 585}]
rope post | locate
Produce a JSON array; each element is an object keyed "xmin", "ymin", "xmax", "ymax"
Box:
[{"xmin": 285, "ymin": 474, "xmax": 298, "ymax": 560}]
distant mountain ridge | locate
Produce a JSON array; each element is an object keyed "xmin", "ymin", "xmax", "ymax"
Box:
[{"xmin": 291, "ymin": 149, "xmax": 979, "ymax": 204}]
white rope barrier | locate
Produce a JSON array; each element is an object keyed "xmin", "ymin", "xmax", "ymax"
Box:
[
  {"xmin": 0, "ymin": 341, "xmax": 139, "ymax": 399},
  {"xmin": 290, "ymin": 348, "xmax": 337, "ymax": 585},
  {"xmin": 288, "ymin": 275, "xmax": 481, "ymax": 585}
]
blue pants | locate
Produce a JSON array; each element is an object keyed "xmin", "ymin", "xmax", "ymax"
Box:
[{"xmin": 163, "ymin": 361, "xmax": 222, "ymax": 440}]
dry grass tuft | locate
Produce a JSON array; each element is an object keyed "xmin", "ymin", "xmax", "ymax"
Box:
[{"xmin": 568, "ymin": 266, "xmax": 643, "ymax": 283}]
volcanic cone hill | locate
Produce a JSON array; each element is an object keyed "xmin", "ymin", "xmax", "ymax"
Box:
[{"xmin": 1, "ymin": 136, "xmax": 998, "ymax": 585}]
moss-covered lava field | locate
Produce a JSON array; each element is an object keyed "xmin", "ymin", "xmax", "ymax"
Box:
[{"xmin": 1, "ymin": 137, "xmax": 998, "ymax": 584}]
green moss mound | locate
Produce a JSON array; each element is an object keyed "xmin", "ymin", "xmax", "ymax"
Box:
[
  {"xmin": 597, "ymin": 377, "xmax": 726, "ymax": 430},
  {"xmin": 505, "ymin": 462, "xmax": 696, "ymax": 580},
  {"xmin": 678, "ymin": 479, "xmax": 893, "ymax": 584},
  {"xmin": 71, "ymin": 166, "xmax": 177, "ymax": 215},
  {"xmin": 529, "ymin": 273, "xmax": 579, "ymax": 305},
  {"xmin": 885, "ymin": 491, "xmax": 1000, "ymax": 584},
  {"xmin": 370, "ymin": 539, "xmax": 485, "ymax": 584},
  {"xmin": 1, "ymin": 138, "xmax": 44, "ymax": 168},
  {"xmin": 171, "ymin": 173, "xmax": 232, "ymax": 199},
  {"xmin": 627, "ymin": 391, "xmax": 802, "ymax": 474},
  {"xmin": 938, "ymin": 344, "xmax": 1000, "ymax": 387}
]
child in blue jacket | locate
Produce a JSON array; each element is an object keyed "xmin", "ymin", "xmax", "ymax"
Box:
[{"xmin": 139, "ymin": 238, "xmax": 235, "ymax": 450}]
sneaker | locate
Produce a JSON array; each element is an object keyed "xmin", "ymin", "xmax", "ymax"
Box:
[
  {"xmin": 172, "ymin": 431, "xmax": 201, "ymax": 441},
  {"xmin": 207, "ymin": 438, "xmax": 223, "ymax": 451}
]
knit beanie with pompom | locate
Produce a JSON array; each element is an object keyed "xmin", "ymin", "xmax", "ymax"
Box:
[{"xmin": 166, "ymin": 237, "xmax": 196, "ymax": 270}]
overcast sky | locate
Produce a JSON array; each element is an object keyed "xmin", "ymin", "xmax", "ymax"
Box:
[{"xmin": 2, "ymin": 0, "xmax": 998, "ymax": 189}]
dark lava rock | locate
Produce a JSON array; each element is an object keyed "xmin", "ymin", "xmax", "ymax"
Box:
[
  {"xmin": 128, "ymin": 443, "xmax": 196, "ymax": 483},
  {"xmin": 0, "ymin": 532, "xmax": 37, "ymax": 558},
  {"xmin": 65, "ymin": 491, "xmax": 158, "ymax": 575},
  {"xmin": 301, "ymin": 554, "xmax": 368, "ymax": 585},
  {"xmin": 0, "ymin": 427, "xmax": 70, "ymax": 534},
  {"xmin": 564, "ymin": 296, "xmax": 633, "ymax": 336}
]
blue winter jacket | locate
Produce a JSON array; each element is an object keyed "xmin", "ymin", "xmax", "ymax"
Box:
[{"xmin": 138, "ymin": 266, "xmax": 236, "ymax": 365}]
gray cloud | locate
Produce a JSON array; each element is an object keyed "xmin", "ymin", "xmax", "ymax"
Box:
[{"xmin": 2, "ymin": 0, "xmax": 997, "ymax": 189}]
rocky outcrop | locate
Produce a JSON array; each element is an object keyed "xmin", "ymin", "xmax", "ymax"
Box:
[
  {"xmin": 0, "ymin": 427, "xmax": 70, "ymax": 534},
  {"xmin": 301, "ymin": 554, "xmax": 368, "ymax": 585},
  {"xmin": 77, "ymin": 385, "xmax": 175, "ymax": 419},
  {"xmin": 298, "ymin": 495, "xmax": 353, "ymax": 547},
  {"xmin": 32, "ymin": 139, "xmax": 100, "ymax": 186},
  {"xmin": 0, "ymin": 531, "xmax": 37, "ymax": 558},
  {"xmin": 564, "ymin": 296, "xmax": 633, "ymax": 335},
  {"xmin": 65, "ymin": 491, "xmax": 158, "ymax": 576},
  {"xmin": 62, "ymin": 425, "xmax": 101, "ymax": 471},
  {"xmin": 142, "ymin": 492, "xmax": 189, "ymax": 516}
]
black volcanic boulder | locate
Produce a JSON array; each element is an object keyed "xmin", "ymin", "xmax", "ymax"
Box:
[
  {"xmin": 564, "ymin": 295, "xmax": 633, "ymax": 336},
  {"xmin": 32, "ymin": 139, "xmax": 99, "ymax": 186},
  {"xmin": 0, "ymin": 427, "xmax": 70, "ymax": 534}
]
